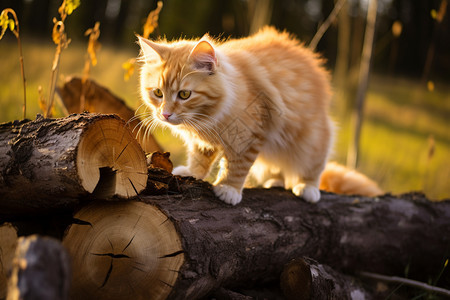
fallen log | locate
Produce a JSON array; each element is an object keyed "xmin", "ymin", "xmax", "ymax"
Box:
[
  {"xmin": 61, "ymin": 171, "xmax": 450, "ymax": 299},
  {"xmin": 57, "ymin": 77, "xmax": 161, "ymax": 153},
  {"xmin": 6, "ymin": 235, "xmax": 71, "ymax": 300},
  {"xmin": 0, "ymin": 113, "xmax": 148, "ymax": 215}
]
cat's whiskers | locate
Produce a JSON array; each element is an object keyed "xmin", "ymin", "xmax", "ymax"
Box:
[
  {"xmin": 183, "ymin": 114, "xmax": 223, "ymax": 145},
  {"xmin": 128, "ymin": 103, "xmax": 151, "ymax": 127},
  {"xmin": 136, "ymin": 115, "xmax": 160, "ymax": 141},
  {"xmin": 188, "ymin": 113, "xmax": 224, "ymax": 140},
  {"xmin": 132, "ymin": 113, "xmax": 153, "ymax": 134}
]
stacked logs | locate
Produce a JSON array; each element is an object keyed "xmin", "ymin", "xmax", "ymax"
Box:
[{"xmin": 1, "ymin": 112, "xmax": 449, "ymax": 299}]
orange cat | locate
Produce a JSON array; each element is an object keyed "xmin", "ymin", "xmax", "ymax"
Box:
[{"xmin": 138, "ymin": 27, "xmax": 334, "ymax": 205}]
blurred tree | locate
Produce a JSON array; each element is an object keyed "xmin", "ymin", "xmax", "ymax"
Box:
[
  {"xmin": 333, "ymin": 0, "xmax": 350, "ymax": 115},
  {"xmin": 348, "ymin": 0, "xmax": 378, "ymax": 169}
]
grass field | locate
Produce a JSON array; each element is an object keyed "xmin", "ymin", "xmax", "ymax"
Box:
[{"xmin": 1, "ymin": 41, "xmax": 449, "ymax": 200}]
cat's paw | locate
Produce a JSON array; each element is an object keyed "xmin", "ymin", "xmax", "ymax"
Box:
[
  {"xmin": 213, "ymin": 184, "xmax": 242, "ymax": 206},
  {"xmin": 263, "ymin": 178, "xmax": 285, "ymax": 188},
  {"xmin": 292, "ymin": 183, "xmax": 321, "ymax": 203},
  {"xmin": 172, "ymin": 165, "xmax": 192, "ymax": 177}
]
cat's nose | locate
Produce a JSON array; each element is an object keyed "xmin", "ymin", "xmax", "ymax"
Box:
[{"xmin": 162, "ymin": 113, "xmax": 172, "ymax": 120}]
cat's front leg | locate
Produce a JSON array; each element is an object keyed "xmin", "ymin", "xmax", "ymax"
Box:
[
  {"xmin": 213, "ymin": 144, "xmax": 261, "ymax": 205},
  {"xmin": 173, "ymin": 145, "xmax": 218, "ymax": 180}
]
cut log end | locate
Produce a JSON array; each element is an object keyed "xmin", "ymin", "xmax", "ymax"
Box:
[
  {"xmin": 76, "ymin": 117, "xmax": 148, "ymax": 198},
  {"xmin": 280, "ymin": 258, "xmax": 312, "ymax": 300},
  {"xmin": 62, "ymin": 201, "xmax": 184, "ymax": 300}
]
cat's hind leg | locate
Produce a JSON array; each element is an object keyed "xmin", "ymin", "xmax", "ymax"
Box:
[
  {"xmin": 284, "ymin": 159, "xmax": 325, "ymax": 203},
  {"xmin": 248, "ymin": 157, "xmax": 284, "ymax": 188},
  {"xmin": 292, "ymin": 180, "xmax": 321, "ymax": 203}
]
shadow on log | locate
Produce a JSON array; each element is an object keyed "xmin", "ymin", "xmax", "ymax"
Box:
[{"xmin": 61, "ymin": 169, "xmax": 450, "ymax": 299}]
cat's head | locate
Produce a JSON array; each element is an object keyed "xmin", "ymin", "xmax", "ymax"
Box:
[{"xmin": 138, "ymin": 36, "xmax": 229, "ymax": 132}]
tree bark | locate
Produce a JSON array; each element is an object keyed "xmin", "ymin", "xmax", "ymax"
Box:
[
  {"xmin": 57, "ymin": 77, "xmax": 161, "ymax": 153},
  {"xmin": 0, "ymin": 113, "xmax": 147, "ymax": 215},
  {"xmin": 61, "ymin": 171, "xmax": 450, "ymax": 299}
]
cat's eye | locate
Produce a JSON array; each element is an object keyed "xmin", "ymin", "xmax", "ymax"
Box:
[
  {"xmin": 153, "ymin": 88, "xmax": 163, "ymax": 98},
  {"xmin": 178, "ymin": 90, "xmax": 191, "ymax": 100}
]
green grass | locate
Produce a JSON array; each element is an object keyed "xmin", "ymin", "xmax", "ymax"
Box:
[
  {"xmin": 0, "ymin": 42, "xmax": 449, "ymax": 200},
  {"xmin": 333, "ymin": 76, "xmax": 450, "ymax": 200}
]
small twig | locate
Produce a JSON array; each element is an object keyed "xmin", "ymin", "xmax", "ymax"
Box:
[
  {"xmin": 309, "ymin": 0, "xmax": 347, "ymax": 50},
  {"xmin": 359, "ymin": 271, "xmax": 450, "ymax": 297}
]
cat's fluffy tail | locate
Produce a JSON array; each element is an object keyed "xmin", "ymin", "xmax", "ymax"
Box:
[{"xmin": 319, "ymin": 162, "xmax": 383, "ymax": 197}]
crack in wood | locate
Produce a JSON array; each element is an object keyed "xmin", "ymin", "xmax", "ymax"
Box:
[
  {"xmin": 158, "ymin": 279, "xmax": 174, "ymax": 288},
  {"xmin": 159, "ymin": 217, "xmax": 170, "ymax": 226},
  {"xmin": 128, "ymin": 178, "xmax": 140, "ymax": 199},
  {"xmin": 132, "ymin": 265, "xmax": 146, "ymax": 273},
  {"xmin": 122, "ymin": 234, "xmax": 136, "ymax": 252},
  {"xmin": 71, "ymin": 218, "xmax": 93, "ymax": 227},
  {"xmin": 115, "ymin": 143, "xmax": 129, "ymax": 161},
  {"xmin": 91, "ymin": 253, "xmax": 130, "ymax": 259},
  {"xmin": 158, "ymin": 250, "xmax": 184, "ymax": 259},
  {"xmin": 100, "ymin": 259, "xmax": 113, "ymax": 288}
]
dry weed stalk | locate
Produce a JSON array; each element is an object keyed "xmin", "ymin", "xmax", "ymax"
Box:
[
  {"xmin": 46, "ymin": 0, "xmax": 80, "ymax": 117},
  {"xmin": 80, "ymin": 21, "xmax": 101, "ymax": 111},
  {"xmin": 0, "ymin": 8, "xmax": 27, "ymax": 119},
  {"xmin": 122, "ymin": 1, "xmax": 163, "ymax": 81}
]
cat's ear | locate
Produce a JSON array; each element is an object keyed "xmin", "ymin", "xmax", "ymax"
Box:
[
  {"xmin": 188, "ymin": 39, "xmax": 217, "ymax": 72},
  {"xmin": 137, "ymin": 36, "xmax": 168, "ymax": 62}
]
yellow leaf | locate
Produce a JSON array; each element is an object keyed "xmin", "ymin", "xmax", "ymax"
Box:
[
  {"xmin": 391, "ymin": 21, "xmax": 402, "ymax": 37},
  {"xmin": 122, "ymin": 58, "xmax": 136, "ymax": 81},
  {"xmin": 427, "ymin": 81, "xmax": 435, "ymax": 92},
  {"xmin": 60, "ymin": 0, "xmax": 80, "ymax": 17},
  {"xmin": 8, "ymin": 19, "xmax": 14, "ymax": 31},
  {"xmin": 0, "ymin": 10, "xmax": 11, "ymax": 39},
  {"xmin": 431, "ymin": 9, "xmax": 437, "ymax": 20},
  {"xmin": 52, "ymin": 19, "xmax": 62, "ymax": 44},
  {"xmin": 143, "ymin": 1, "xmax": 163, "ymax": 38}
]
